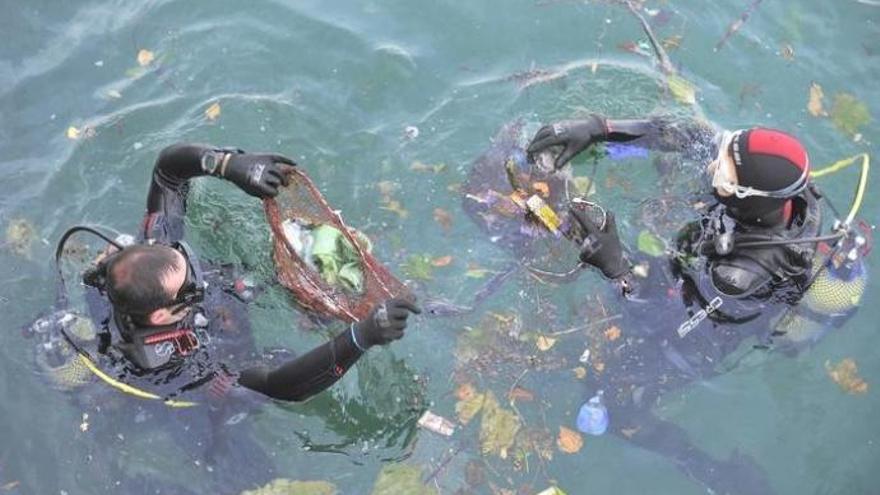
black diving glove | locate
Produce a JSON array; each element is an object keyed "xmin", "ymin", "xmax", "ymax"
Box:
[
  {"xmin": 571, "ymin": 208, "xmax": 630, "ymax": 279},
  {"xmin": 352, "ymin": 298, "xmax": 422, "ymax": 349},
  {"xmin": 221, "ymin": 151, "xmax": 296, "ymax": 199},
  {"xmin": 527, "ymin": 115, "xmax": 608, "ymax": 170}
]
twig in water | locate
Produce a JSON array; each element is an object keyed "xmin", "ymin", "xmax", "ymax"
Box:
[
  {"xmin": 618, "ymin": 0, "xmax": 676, "ymax": 75},
  {"xmin": 715, "ymin": 0, "xmax": 764, "ymax": 52},
  {"xmin": 547, "ymin": 313, "xmax": 622, "ymax": 336}
]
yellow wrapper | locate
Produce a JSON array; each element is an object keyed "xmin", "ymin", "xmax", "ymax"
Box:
[{"xmin": 526, "ymin": 195, "xmax": 561, "ymax": 235}]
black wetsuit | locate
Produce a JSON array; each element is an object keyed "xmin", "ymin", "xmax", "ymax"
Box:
[{"xmin": 98, "ymin": 143, "xmax": 367, "ymax": 402}]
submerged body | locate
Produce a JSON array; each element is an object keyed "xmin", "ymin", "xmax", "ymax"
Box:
[{"xmin": 463, "ymin": 117, "xmax": 867, "ymax": 494}]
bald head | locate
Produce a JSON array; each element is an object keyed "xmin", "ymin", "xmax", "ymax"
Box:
[{"xmin": 106, "ymin": 244, "xmax": 186, "ymax": 317}]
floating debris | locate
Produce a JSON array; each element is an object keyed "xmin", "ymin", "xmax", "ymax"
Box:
[{"xmin": 417, "ymin": 410, "xmax": 456, "ymax": 437}]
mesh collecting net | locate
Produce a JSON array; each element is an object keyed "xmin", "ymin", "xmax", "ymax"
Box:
[{"xmin": 264, "ymin": 168, "xmax": 412, "ymax": 322}]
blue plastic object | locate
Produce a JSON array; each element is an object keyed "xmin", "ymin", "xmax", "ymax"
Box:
[{"xmin": 576, "ymin": 390, "xmax": 609, "ymax": 436}]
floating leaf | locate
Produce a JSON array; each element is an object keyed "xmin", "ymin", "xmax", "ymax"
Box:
[
  {"xmin": 572, "ymin": 367, "xmax": 587, "ymax": 380},
  {"xmin": 370, "ymin": 464, "xmax": 438, "ymax": 495},
  {"xmin": 479, "ymin": 392, "xmax": 521, "ymax": 458},
  {"xmin": 807, "ymin": 82, "xmax": 826, "ymax": 117},
  {"xmin": 826, "ymin": 358, "xmax": 869, "ymax": 395},
  {"xmin": 536, "ymin": 335, "xmax": 557, "ymax": 352},
  {"xmin": 409, "ymin": 161, "xmax": 447, "ymax": 173},
  {"xmin": 403, "ymin": 254, "xmax": 433, "ymax": 280},
  {"xmin": 620, "ymin": 426, "xmax": 640, "ymax": 439},
  {"xmin": 661, "ymin": 34, "xmax": 683, "ymax": 51},
  {"xmin": 830, "ymin": 93, "xmax": 871, "ymax": 137},
  {"xmin": 66, "ymin": 126, "xmax": 81, "ymax": 140},
  {"xmin": 240, "ymin": 479, "xmax": 338, "ymax": 495},
  {"xmin": 433, "ymin": 208, "xmax": 452, "ymax": 230},
  {"xmin": 536, "ymin": 487, "xmax": 568, "ymax": 495},
  {"xmin": 637, "ymin": 230, "xmax": 665, "ymax": 257},
  {"xmin": 431, "ymin": 255, "xmax": 453, "ymax": 267},
  {"xmin": 5, "ymin": 218, "xmax": 37, "ymax": 257},
  {"xmin": 456, "ymin": 390, "xmax": 486, "ymax": 425},
  {"xmin": 604, "ymin": 325, "xmax": 621, "ymax": 341},
  {"xmin": 781, "ymin": 43, "xmax": 795, "ymax": 61},
  {"xmin": 556, "ymin": 426, "xmax": 583, "ymax": 454},
  {"xmin": 380, "ymin": 199, "xmax": 409, "ymax": 218},
  {"xmin": 136, "ymin": 49, "xmax": 155, "ymax": 67},
  {"xmin": 464, "ymin": 267, "xmax": 492, "ymax": 279},
  {"xmin": 205, "ymin": 102, "xmax": 221, "ymax": 121},
  {"xmin": 667, "ymin": 75, "xmax": 696, "ymax": 105},
  {"xmin": 532, "ymin": 181, "xmax": 550, "ymax": 197},
  {"xmin": 456, "ymin": 383, "xmax": 477, "ymax": 401},
  {"xmin": 571, "ymin": 176, "xmax": 594, "ymax": 196},
  {"xmin": 508, "ymin": 387, "xmax": 534, "ymax": 402}
]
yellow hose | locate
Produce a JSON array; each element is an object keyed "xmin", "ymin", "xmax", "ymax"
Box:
[
  {"xmin": 78, "ymin": 354, "xmax": 198, "ymax": 408},
  {"xmin": 809, "ymin": 153, "xmax": 870, "ymax": 226}
]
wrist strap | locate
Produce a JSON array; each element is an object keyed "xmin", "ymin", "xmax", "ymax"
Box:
[
  {"xmin": 350, "ymin": 323, "xmax": 367, "ymax": 352},
  {"xmin": 219, "ymin": 152, "xmax": 232, "ymax": 177}
]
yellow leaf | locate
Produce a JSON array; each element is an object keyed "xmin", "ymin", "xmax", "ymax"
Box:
[
  {"xmin": 137, "ymin": 49, "xmax": 155, "ymax": 67},
  {"xmin": 667, "ymin": 75, "xmax": 696, "ymax": 105},
  {"xmin": 826, "ymin": 358, "xmax": 869, "ymax": 395},
  {"xmin": 479, "ymin": 392, "xmax": 521, "ymax": 457},
  {"xmin": 536, "ymin": 335, "xmax": 557, "ymax": 351},
  {"xmin": 431, "ymin": 255, "xmax": 453, "ymax": 267},
  {"xmin": 66, "ymin": 126, "xmax": 81, "ymax": 140},
  {"xmin": 456, "ymin": 391, "xmax": 485, "ymax": 425},
  {"xmin": 205, "ymin": 102, "xmax": 222, "ymax": 121},
  {"xmin": 573, "ymin": 367, "xmax": 587, "ymax": 380},
  {"xmin": 556, "ymin": 426, "xmax": 583, "ymax": 454},
  {"xmin": 604, "ymin": 325, "xmax": 621, "ymax": 342},
  {"xmin": 808, "ymin": 82, "xmax": 826, "ymax": 117}
]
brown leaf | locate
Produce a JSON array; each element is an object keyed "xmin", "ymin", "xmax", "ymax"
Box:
[
  {"xmin": 826, "ymin": 358, "xmax": 869, "ymax": 395},
  {"xmin": 556, "ymin": 426, "xmax": 583, "ymax": 454},
  {"xmin": 433, "ymin": 208, "xmax": 453, "ymax": 230},
  {"xmin": 531, "ymin": 181, "xmax": 550, "ymax": 198},
  {"xmin": 572, "ymin": 367, "xmax": 587, "ymax": 380},
  {"xmin": 431, "ymin": 255, "xmax": 453, "ymax": 267},
  {"xmin": 808, "ymin": 82, "xmax": 827, "ymax": 117},
  {"xmin": 604, "ymin": 326, "xmax": 621, "ymax": 342},
  {"xmin": 456, "ymin": 383, "xmax": 477, "ymax": 401},
  {"xmin": 508, "ymin": 387, "xmax": 534, "ymax": 402}
]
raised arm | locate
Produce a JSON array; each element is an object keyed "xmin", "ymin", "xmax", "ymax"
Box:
[
  {"xmin": 237, "ymin": 299, "xmax": 421, "ymax": 402},
  {"xmin": 527, "ymin": 114, "xmax": 719, "ymax": 170},
  {"xmin": 141, "ymin": 143, "xmax": 296, "ymax": 243}
]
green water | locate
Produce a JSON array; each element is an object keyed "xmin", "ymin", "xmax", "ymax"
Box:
[{"xmin": 2, "ymin": 1, "xmax": 878, "ymax": 494}]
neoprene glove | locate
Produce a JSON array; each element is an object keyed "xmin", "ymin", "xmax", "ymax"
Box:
[
  {"xmin": 571, "ymin": 208, "xmax": 630, "ymax": 279},
  {"xmin": 353, "ymin": 298, "xmax": 422, "ymax": 348},
  {"xmin": 527, "ymin": 115, "xmax": 608, "ymax": 170},
  {"xmin": 222, "ymin": 152, "xmax": 296, "ymax": 198}
]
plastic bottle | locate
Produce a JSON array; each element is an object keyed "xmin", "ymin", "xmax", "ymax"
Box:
[{"xmin": 576, "ymin": 390, "xmax": 609, "ymax": 436}]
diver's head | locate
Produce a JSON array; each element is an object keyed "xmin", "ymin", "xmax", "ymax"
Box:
[
  {"xmin": 105, "ymin": 244, "xmax": 197, "ymax": 326},
  {"xmin": 707, "ymin": 128, "xmax": 809, "ymax": 226}
]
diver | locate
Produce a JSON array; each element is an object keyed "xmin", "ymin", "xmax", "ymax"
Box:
[
  {"xmin": 524, "ymin": 116, "xmax": 870, "ymax": 494},
  {"xmin": 31, "ymin": 142, "xmax": 421, "ymax": 407}
]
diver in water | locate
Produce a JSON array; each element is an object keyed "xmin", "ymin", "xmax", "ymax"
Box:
[
  {"xmin": 524, "ymin": 116, "xmax": 869, "ymax": 494},
  {"xmin": 26, "ymin": 144, "xmax": 420, "ymax": 493}
]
